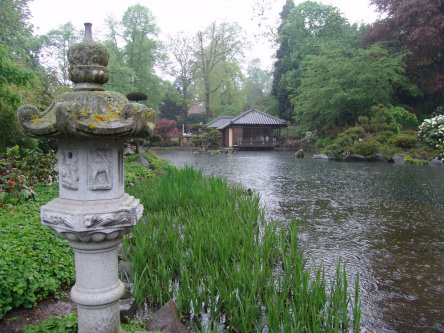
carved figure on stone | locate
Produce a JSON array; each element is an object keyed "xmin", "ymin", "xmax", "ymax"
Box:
[
  {"xmin": 88, "ymin": 149, "xmax": 112, "ymax": 190},
  {"xmin": 60, "ymin": 150, "xmax": 79, "ymax": 190}
]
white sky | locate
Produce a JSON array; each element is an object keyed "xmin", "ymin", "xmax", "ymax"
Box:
[{"xmin": 29, "ymin": 0, "xmax": 379, "ymax": 72}]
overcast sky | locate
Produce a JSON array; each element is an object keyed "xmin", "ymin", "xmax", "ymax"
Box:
[{"xmin": 29, "ymin": 0, "xmax": 380, "ymax": 71}]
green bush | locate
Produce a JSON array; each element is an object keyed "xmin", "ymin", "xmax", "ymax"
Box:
[
  {"xmin": 342, "ymin": 126, "xmax": 364, "ymax": 141},
  {"xmin": 389, "ymin": 134, "xmax": 418, "ymax": 148},
  {"xmin": 334, "ymin": 134, "xmax": 353, "ymax": 150},
  {"xmin": 353, "ymin": 140, "xmax": 380, "ymax": 157},
  {"xmin": 206, "ymin": 129, "xmax": 221, "ymax": 150},
  {"xmin": 383, "ymin": 105, "xmax": 418, "ymax": 129},
  {"xmin": 371, "ymin": 131, "xmax": 394, "ymax": 144},
  {"xmin": 315, "ymin": 137, "xmax": 333, "ymax": 149},
  {"xmin": 0, "ymin": 184, "xmax": 74, "ymax": 319}
]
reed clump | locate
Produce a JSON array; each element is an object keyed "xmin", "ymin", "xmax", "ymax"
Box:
[{"xmin": 126, "ymin": 166, "xmax": 360, "ymax": 332}]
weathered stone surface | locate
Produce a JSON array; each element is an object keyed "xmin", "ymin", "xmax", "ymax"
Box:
[
  {"xmin": 146, "ymin": 300, "xmax": 190, "ymax": 333},
  {"xmin": 367, "ymin": 153, "xmax": 389, "ymax": 163},
  {"xmin": 392, "ymin": 155, "xmax": 404, "ymax": 165},
  {"xmin": 120, "ymin": 298, "xmax": 138, "ymax": 324},
  {"xmin": 295, "ymin": 149, "xmax": 304, "ymax": 158},
  {"xmin": 135, "ymin": 154, "xmax": 151, "ymax": 169},
  {"xmin": 429, "ymin": 157, "xmax": 444, "ymax": 167},
  {"xmin": 312, "ymin": 153, "xmax": 329, "ymax": 160},
  {"xmin": 17, "ymin": 91, "xmax": 154, "ymax": 139},
  {"xmin": 344, "ymin": 154, "xmax": 366, "ymax": 162}
]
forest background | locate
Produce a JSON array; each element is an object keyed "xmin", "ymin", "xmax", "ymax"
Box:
[{"xmin": 1, "ymin": 0, "xmax": 443, "ymax": 157}]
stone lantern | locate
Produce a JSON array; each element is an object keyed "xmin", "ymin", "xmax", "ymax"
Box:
[{"xmin": 17, "ymin": 23, "xmax": 153, "ymax": 333}]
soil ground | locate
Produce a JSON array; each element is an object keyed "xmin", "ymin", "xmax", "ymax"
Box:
[{"xmin": 0, "ymin": 296, "xmax": 76, "ymax": 333}]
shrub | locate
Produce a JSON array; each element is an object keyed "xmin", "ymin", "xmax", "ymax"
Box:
[
  {"xmin": 206, "ymin": 129, "xmax": 221, "ymax": 150},
  {"xmin": 353, "ymin": 140, "xmax": 380, "ymax": 157},
  {"xmin": 315, "ymin": 137, "xmax": 333, "ymax": 149},
  {"xmin": 418, "ymin": 115, "xmax": 444, "ymax": 157},
  {"xmin": 389, "ymin": 134, "xmax": 418, "ymax": 149},
  {"xmin": 334, "ymin": 134, "xmax": 353, "ymax": 150},
  {"xmin": 383, "ymin": 105, "xmax": 418, "ymax": 129},
  {"xmin": 371, "ymin": 131, "xmax": 394, "ymax": 144},
  {"xmin": 342, "ymin": 126, "xmax": 364, "ymax": 141}
]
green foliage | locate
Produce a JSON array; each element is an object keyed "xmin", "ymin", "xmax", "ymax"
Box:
[
  {"xmin": 388, "ymin": 134, "xmax": 418, "ymax": 149},
  {"xmin": 206, "ymin": 128, "xmax": 221, "ymax": 149},
  {"xmin": 121, "ymin": 317, "xmax": 147, "ymax": 332},
  {"xmin": 104, "ymin": 5, "xmax": 164, "ymax": 107},
  {"xmin": 383, "ymin": 105, "xmax": 418, "ymax": 129},
  {"xmin": 353, "ymin": 140, "xmax": 381, "ymax": 157},
  {"xmin": 124, "ymin": 152, "xmax": 173, "ymax": 186},
  {"xmin": 315, "ymin": 137, "xmax": 333, "ymax": 149},
  {"xmin": 0, "ymin": 184, "xmax": 74, "ymax": 319},
  {"xmin": 292, "ymin": 43, "xmax": 411, "ymax": 131},
  {"xmin": 0, "ymin": 44, "xmax": 37, "ymax": 151},
  {"xmin": 0, "ymin": 146, "xmax": 57, "ymax": 205},
  {"xmin": 23, "ymin": 313, "xmax": 77, "ymax": 333},
  {"xmin": 126, "ymin": 166, "xmax": 360, "ymax": 331}
]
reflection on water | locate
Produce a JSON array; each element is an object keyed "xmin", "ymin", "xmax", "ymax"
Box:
[{"xmin": 156, "ymin": 150, "xmax": 444, "ymax": 332}]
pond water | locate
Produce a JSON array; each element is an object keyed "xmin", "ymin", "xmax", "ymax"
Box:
[{"xmin": 155, "ymin": 150, "xmax": 444, "ymax": 333}]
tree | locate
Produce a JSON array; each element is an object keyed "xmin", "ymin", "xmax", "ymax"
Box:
[
  {"xmin": 154, "ymin": 118, "xmax": 177, "ymax": 141},
  {"xmin": 363, "ymin": 0, "xmax": 444, "ymax": 98},
  {"xmin": 291, "ymin": 43, "xmax": 411, "ymax": 131},
  {"xmin": 41, "ymin": 22, "xmax": 82, "ymax": 85},
  {"xmin": 243, "ymin": 59, "xmax": 273, "ymax": 110},
  {"xmin": 104, "ymin": 5, "xmax": 164, "ymax": 108},
  {"xmin": 193, "ymin": 22, "xmax": 244, "ymax": 119},
  {"xmin": 158, "ymin": 82, "xmax": 187, "ymax": 121},
  {"xmin": 272, "ymin": 0, "xmax": 362, "ymax": 120},
  {"xmin": 167, "ymin": 32, "xmax": 195, "ymax": 109},
  {"xmin": 0, "ymin": 0, "xmax": 34, "ymax": 61},
  {"xmin": 0, "ymin": 45, "xmax": 36, "ymax": 150}
]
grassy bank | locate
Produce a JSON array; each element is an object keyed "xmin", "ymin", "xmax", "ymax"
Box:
[{"xmin": 126, "ymin": 165, "xmax": 360, "ymax": 332}]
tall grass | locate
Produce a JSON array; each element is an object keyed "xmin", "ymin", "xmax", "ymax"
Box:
[{"xmin": 125, "ymin": 166, "xmax": 360, "ymax": 332}]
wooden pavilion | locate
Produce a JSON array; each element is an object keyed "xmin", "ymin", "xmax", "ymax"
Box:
[{"xmin": 205, "ymin": 109, "xmax": 287, "ymax": 149}]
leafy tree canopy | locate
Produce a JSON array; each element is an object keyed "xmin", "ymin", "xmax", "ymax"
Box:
[
  {"xmin": 363, "ymin": 0, "xmax": 444, "ymax": 97},
  {"xmin": 291, "ymin": 42, "xmax": 414, "ymax": 132}
]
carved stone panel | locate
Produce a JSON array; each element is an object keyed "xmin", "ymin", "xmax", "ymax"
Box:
[
  {"xmin": 59, "ymin": 149, "xmax": 79, "ymax": 190},
  {"xmin": 41, "ymin": 211, "xmax": 74, "ymax": 229},
  {"xmin": 88, "ymin": 149, "xmax": 112, "ymax": 190}
]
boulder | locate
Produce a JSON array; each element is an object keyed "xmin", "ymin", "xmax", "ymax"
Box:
[
  {"xmin": 312, "ymin": 153, "xmax": 329, "ymax": 160},
  {"xmin": 344, "ymin": 154, "xmax": 366, "ymax": 162},
  {"xmin": 392, "ymin": 155, "xmax": 404, "ymax": 165},
  {"xmin": 429, "ymin": 158, "xmax": 444, "ymax": 167},
  {"xmin": 124, "ymin": 149, "xmax": 135, "ymax": 156},
  {"xmin": 146, "ymin": 299, "xmax": 190, "ymax": 333},
  {"xmin": 135, "ymin": 154, "xmax": 151, "ymax": 169},
  {"xmin": 367, "ymin": 153, "xmax": 389, "ymax": 163},
  {"xmin": 120, "ymin": 298, "xmax": 138, "ymax": 324},
  {"xmin": 295, "ymin": 149, "xmax": 304, "ymax": 158}
]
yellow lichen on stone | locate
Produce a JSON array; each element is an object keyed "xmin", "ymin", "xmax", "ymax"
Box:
[
  {"xmin": 50, "ymin": 125, "xmax": 55, "ymax": 131},
  {"xmin": 88, "ymin": 123, "xmax": 97, "ymax": 129},
  {"xmin": 93, "ymin": 114, "xmax": 104, "ymax": 123},
  {"xmin": 147, "ymin": 108, "xmax": 153, "ymax": 117},
  {"xmin": 32, "ymin": 114, "xmax": 39, "ymax": 123},
  {"xmin": 134, "ymin": 108, "xmax": 139, "ymax": 113}
]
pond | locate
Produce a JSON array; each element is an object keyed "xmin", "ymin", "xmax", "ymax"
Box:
[{"xmin": 155, "ymin": 150, "xmax": 444, "ymax": 333}]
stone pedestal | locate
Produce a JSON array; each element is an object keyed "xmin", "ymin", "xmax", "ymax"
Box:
[{"xmin": 17, "ymin": 23, "xmax": 153, "ymax": 333}]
